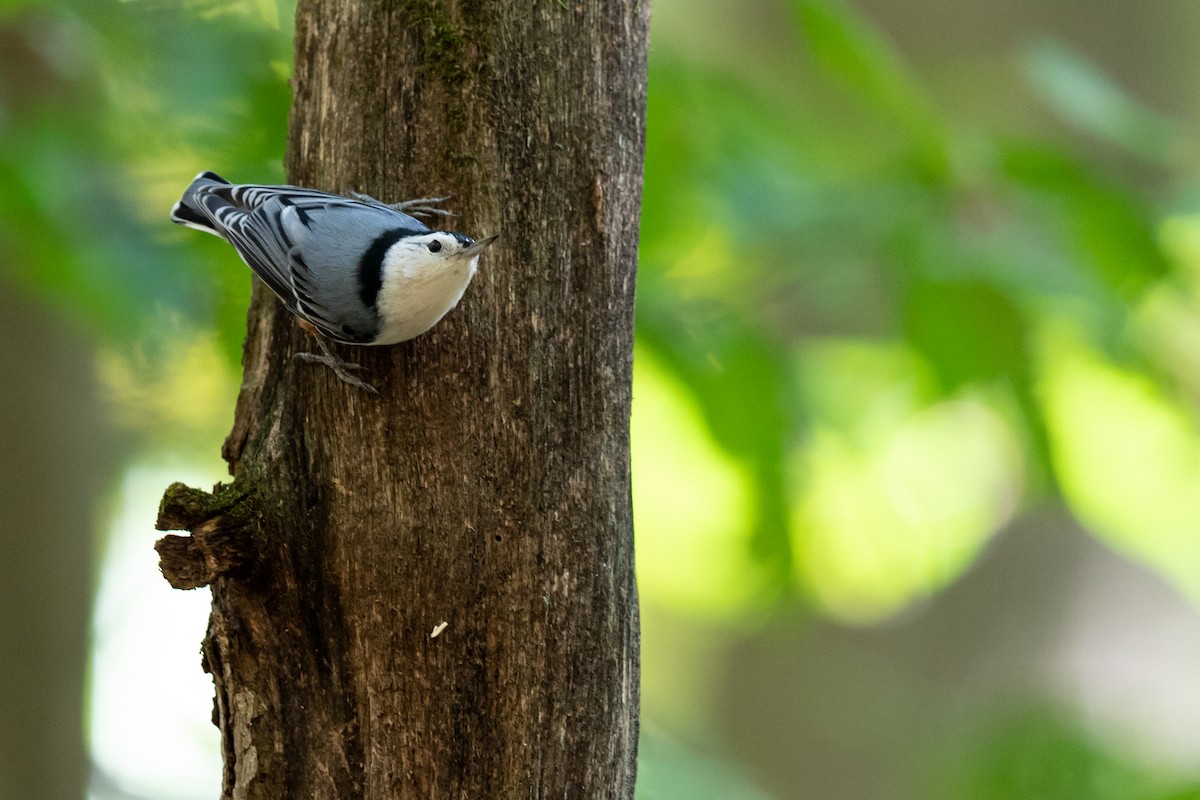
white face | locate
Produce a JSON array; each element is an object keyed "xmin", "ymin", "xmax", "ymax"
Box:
[
  {"xmin": 381, "ymin": 230, "xmax": 499, "ymax": 285},
  {"xmin": 394, "ymin": 231, "xmax": 481, "ymax": 267}
]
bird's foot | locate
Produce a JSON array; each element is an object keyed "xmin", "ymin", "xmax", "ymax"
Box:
[
  {"xmin": 389, "ymin": 196, "xmax": 456, "ymax": 219},
  {"xmin": 292, "ymin": 320, "xmax": 379, "ymax": 394},
  {"xmin": 294, "ymin": 350, "xmax": 379, "ymax": 394},
  {"xmin": 349, "ymin": 190, "xmax": 455, "ymax": 219}
]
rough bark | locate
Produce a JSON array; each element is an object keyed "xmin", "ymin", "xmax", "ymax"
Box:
[{"xmin": 156, "ymin": 0, "xmax": 648, "ymax": 798}]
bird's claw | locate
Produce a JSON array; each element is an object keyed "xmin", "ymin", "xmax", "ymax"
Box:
[
  {"xmin": 390, "ymin": 196, "xmax": 457, "ymax": 219},
  {"xmin": 348, "ymin": 189, "xmax": 456, "ymax": 219},
  {"xmin": 293, "ymin": 318, "xmax": 379, "ymax": 394},
  {"xmin": 294, "ymin": 351, "xmax": 379, "ymax": 394}
]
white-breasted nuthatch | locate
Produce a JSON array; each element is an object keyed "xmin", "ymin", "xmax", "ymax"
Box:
[{"xmin": 171, "ymin": 171, "xmax": 498, "ymax": 392}]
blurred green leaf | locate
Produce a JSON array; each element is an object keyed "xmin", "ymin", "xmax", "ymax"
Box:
[
  {"xmin": 0, "ymin": 0, "xmax": 34, "ymax": 19},
  {"xmin": 898, "ymin": 274, "xmax": 1055, "ymax": 489},
  {"xmin": 637, "ymin": 267, "xmax": 800, "ymax": 590},
  {"xmin": 0, "ymin": 1, "xmax": 290, "ymax": 356},
  {"xmin": 903, "ymin": 279, "xmax": 1029, "ymax": 391},
  {"xmin": 1022, "ymin": 36, "xmax": 1176, "ymax": 165},
  {"xmin": 928, "ymin": 706, "xmax": 1187, "ymax": 800},
  {"xmin": 1148, "ymin": 790, "xmax": 1200, "ymax": 800},
  {"xmin": 637, "ymin": 729, "xmax": 777, "ymax": 800},
  {"xmin": 791, "ymin": 0, "xmax": 949, "ymax": 178},
  {"xmin": 1000, "ymin": 143, "xmax": 1171, "ymax": 303}
]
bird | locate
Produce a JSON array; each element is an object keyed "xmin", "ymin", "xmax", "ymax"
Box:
[{"xmin": 171, "ymin": 171, "xmax": 498, "ymax": 393}]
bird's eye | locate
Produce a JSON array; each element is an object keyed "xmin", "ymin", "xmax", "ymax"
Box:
[{"xmin": 427, "ymin": 240, "xmax": 443, "ymax": 253}]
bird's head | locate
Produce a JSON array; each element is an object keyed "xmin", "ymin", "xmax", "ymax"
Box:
[{"xmin": 390, "ymin": 230, "xmax": 499, "ymax": 277}]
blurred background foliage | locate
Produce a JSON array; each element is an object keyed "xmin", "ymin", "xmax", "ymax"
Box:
[{"xmin": 3, "ymin": 0, "xmax": 1200, "ymax": 798}]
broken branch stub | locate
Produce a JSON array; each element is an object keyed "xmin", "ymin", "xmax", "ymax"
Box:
[{"xmin": 155, "ymin": 482, "xmax": 257, "ymax": 590}]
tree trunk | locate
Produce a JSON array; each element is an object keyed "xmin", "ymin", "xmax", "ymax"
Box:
[
  {"xmin": 0, "ymin": 288, "xmax": 113, "ymax": 800},
  {"xmin": 155, "ymin": 1, "xmax": 648, "ymax": 797}
]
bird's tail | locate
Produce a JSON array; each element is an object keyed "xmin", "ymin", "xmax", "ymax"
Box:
[{"xmin": 170, "ymin": 171, "xmax": 230, "ymax": 235}]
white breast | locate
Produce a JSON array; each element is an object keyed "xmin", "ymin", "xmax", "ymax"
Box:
[{"xmin": 372, "ymin": 249, "xmax": 478, "ymax": 345}]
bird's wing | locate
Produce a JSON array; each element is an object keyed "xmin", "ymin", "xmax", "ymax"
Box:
[
  {"xmin": 194, "ymin": 189, "xmax": 317, "ymax": 321},
  {"xmin": 279, "ymin": 205, "xmax": 356, "ymax": 341}
]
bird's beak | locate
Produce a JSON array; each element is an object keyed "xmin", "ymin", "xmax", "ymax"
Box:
[{"xmin": 462, "ymin": 233, "xmax": 500, "ymax": 258}]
